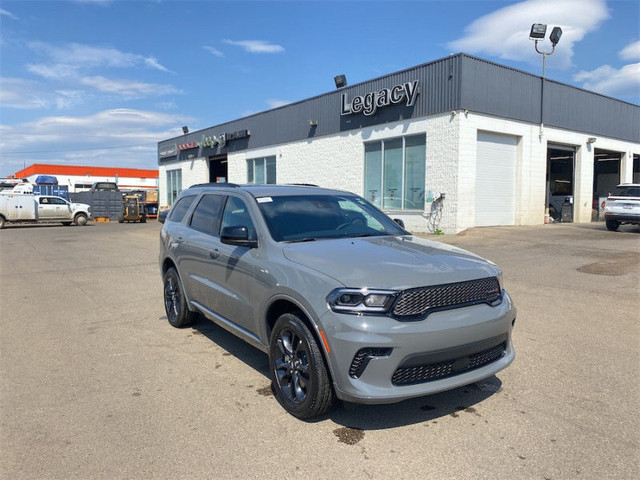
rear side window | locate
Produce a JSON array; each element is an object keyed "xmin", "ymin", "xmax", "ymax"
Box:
[
  {"xmin": 611, "ymin": 186, "xmax": 640, "ymax": 197},
  {"xmin": 190, "ymin": 194, "xmax": 225, "ymax": 235},
  {"xmin": 168, "ymin": 195, "xmax": 196, "ymax": 223}
]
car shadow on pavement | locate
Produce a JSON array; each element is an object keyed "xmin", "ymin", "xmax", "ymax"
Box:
[
  {"xmin": 190, "ymin": 315, "xmax": 270, "ymax": 377},
  {"xmin": 188, "ymin": 314, "xmax": 503, "ymax": 429},
  {"xmin": 323, "ymin": 377, "xmax": 502, "ymax": 430}
]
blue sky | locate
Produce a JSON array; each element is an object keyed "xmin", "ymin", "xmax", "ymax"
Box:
[{"xmin": 1, "ymin": 0, "xmax": 638, "ymax": 177}]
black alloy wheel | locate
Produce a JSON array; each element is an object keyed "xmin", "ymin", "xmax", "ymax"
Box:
[
  {"xmin": 163, "ymin": 267, "xmax": 197, "ymax": 328},
  {"xmin": 269, "ymin": 313, "xmax": 334, "ymax": 419}
]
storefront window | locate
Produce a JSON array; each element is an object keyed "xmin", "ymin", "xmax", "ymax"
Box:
[
  {"xmin": 247, "ymin": 156, "xmax": 276, "ymax": 184},
  {"xmin": 364, "ymin": 134, "xmax": 426, "ymax": 210},
  {"xmin": 167, "ymin": 169, "xmax": 182, "ymax": 205}
]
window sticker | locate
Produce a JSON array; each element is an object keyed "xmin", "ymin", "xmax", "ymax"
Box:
[{"xmin": 256, "ymin": 197, "xmax": 273, "ymax": 203}]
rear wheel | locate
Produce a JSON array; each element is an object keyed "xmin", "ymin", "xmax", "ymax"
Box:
[
  {"xmin": 141, "ymin": 214, "xmax": 147, "ymax": 223},
  {"xmin": 269, "ymin": 313, "xmax": 334, "ymax": 419},
  {"xmin": 118, "ymin": 212, "xmax": 124, "ymax": 223},
  {"xmin": 606, "ymin": 219, "xmax": 620, "ymax": 231},
  {"xmin": 163, "ymin": 267, "xmax": 198, "ymax": 328},
  {"xmin": 74, "ymin": 213, "xmax": 88, "ymax": 226},
  {"xmin": 0, "ymin": 216, "xmax": 5, "ymax": 229}
]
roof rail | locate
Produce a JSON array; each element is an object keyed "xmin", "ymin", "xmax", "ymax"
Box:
[
  {"xmin": 188, "ymin": 182, "xmax": 241, "ymax": 189},
  {"xmin": 287, "ymin": 183, "xmax": 319, "ymax": 187}
]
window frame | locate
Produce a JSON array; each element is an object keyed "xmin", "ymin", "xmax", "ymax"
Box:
[
  {"xmin": 247, "ymin": 156, "xmax": 277, "ymax": 184},
  {"xmin": 363, "ymin": 133, "xmax": 426, "ymax": 212}
]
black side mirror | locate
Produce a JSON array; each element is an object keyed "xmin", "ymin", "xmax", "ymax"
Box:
[
  {"xmin": 158, "ymin": 210, "xmax": 169, "ymax": 224},
  {"xmin": 221, "ymin": 225, "xmax": 258, "ymax": 248},
  {"xmin": 393, "ymin": 218, "xmax": 405, "ymax": 229}
]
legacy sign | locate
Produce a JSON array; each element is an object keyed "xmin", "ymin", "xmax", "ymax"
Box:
[{"xmin": 341, "ymin": 80, "xmax": 419, "ymax": 116}]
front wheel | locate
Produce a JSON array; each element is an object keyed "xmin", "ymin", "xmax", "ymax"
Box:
[
  {"xmin": 606, "ymin": 219, "xmax": 620, "ymax": 231},
  {"xmin": 269, "ymin": 313, "xmax": 334, "ymax": 419},
  {"xmin": 0, "ymin": 216, "xmax": 5, "ymax": 229},
  {"xmin": 74, "ymin": 213, "xmax": 88, "ymax": 226},
  {"xmin": 163, "ymin": 267, "xmax": 198, "ymax": 328}
]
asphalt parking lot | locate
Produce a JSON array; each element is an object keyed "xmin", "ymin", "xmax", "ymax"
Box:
[{"xmin": 1, "ymin": 220, "xmax": 638, "ymax": 479}]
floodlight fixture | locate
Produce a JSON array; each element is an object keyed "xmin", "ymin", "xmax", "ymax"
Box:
[
  {"xmin": 529, "ymin": 23, "xmax": 547, "ymax": 40},
  {"xmin": 182, "ymin": 126, "xmax": 189, "ymax": 134},
  {"xmin": 549, "ymin": 27, "xmax": 562, "ymax": 46},
  {"xmin": 334, "ymin": 74, "xmax": 347, "ymax": 89}
]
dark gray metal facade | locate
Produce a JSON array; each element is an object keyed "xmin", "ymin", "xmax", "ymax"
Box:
[{"xmin": 159, "ymin": 53, "xmax": 639, "ymax": 163}]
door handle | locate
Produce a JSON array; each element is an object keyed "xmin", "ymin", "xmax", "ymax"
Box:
[{"xmin": 209, "ymin": 249, "xmax": 220, "ymax": 259}]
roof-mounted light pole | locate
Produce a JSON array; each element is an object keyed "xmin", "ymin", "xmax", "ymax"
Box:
[
  {"xmin": 530, "ymin": 24, "xmax": 562, "ymax": 137},
  {"xmin": 530, "ymin": 23, "xmax": 562, "ymax": 78}
]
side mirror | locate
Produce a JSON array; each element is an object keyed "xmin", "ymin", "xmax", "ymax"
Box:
[
  {"xmin": 158, "ymin": 210, "xmax": 169, "ymax": 224},
  {"xmin": 393, "ymin": 218, "xmax": 405, "ymax": 229},
  {"xmin": 221, "ymin": 225, "xmax": 258, "ymax": 248}
]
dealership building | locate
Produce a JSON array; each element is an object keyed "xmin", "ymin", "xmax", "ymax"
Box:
[{"xmin": 157, "ymin": 53, "xmax": 640, "ymax": 233}]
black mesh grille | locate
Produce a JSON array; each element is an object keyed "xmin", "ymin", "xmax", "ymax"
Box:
[
  {"xmin": 349, "ymin": 348, "xmax": 392, "ymax": 378},
  {"xmin": 391, "ymin": 342, "xmax": 506, "ymax": 386},
  {"xmin": 391, "ymin": 277, "xmax": 501, "ymax": 319}
]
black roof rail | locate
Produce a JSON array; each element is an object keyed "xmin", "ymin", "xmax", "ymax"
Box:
[
  {"xmin": 287, "ymin": 183, "xmax": 319, "ymax": 187},
  {"xmin": 188, "ymin": 182, "xmax": 241, "ymax": 189}
]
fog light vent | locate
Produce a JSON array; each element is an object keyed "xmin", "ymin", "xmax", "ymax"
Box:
[{"xmin": 349, "ymin": 348, "xmax": 392, "ymax": 378}]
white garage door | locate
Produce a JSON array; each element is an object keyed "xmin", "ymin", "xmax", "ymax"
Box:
[{"xmin": 475, "ymin": 132, "xmax": 518, "ymax": 226}]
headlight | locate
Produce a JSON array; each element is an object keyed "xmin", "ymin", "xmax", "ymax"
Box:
[{"xmin": 327, "ymin": 288, "xmax": 398, "ymax": 314}]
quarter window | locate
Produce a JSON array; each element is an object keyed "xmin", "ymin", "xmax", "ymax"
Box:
[
  {"xmin": 247, "ymin": 156, "xmax": 276, "ymax": 184},
  {"xmin": 168, "ymin": 195, "xmax": 196, "ymax": 223},
  {"xmin": 364, "ymin": 134, "xmax": 426, "ymax": 210}
]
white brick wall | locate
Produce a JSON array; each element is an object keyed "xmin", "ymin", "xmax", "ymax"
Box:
[
  {"xmin": 158, "ymin": 157, "xmax": 209, "ymax": 207},
  {"xmin": 162, "ymin": 112, "xmax": 640, "ymax": 232}
]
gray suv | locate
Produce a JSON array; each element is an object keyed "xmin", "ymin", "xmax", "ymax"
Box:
[{"xmin": 159, "ymin": 184, "xmax": 516, "ymax": 418}]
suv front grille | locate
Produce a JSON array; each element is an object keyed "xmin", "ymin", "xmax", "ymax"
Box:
[
  {"xmin": 391, "ymin": 277, "xmax": 501, "ymax": 319},
  {"xmin": 391, "ymin": 342, "xmax": 506, "ymax": 386}
]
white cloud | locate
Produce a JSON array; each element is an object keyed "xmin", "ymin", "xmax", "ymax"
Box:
[
  {"xmin": 26, "ymin": 63, "xmax": 78, "ymax": 80},
  {"xmin": 0, "ymin": 109, "xmax": 194, "ymax": 175},
  {"xmin": 203, "ymin": 46, "xmax": 224, "ymax": 57},
  {"xmin": 573, "ymin": 63, "xmax": 640, "ymax": 98},
  {"xmin": 619, "ymin": 40, "xmax": 640, "ymax": 61},
  {"xmin": 265, "ymin": 99, "xmax": 291, "ymax": 109},
  {"xmin": 79, "ymin": 76, "xmax": 181, "ymax": 98},
  {"xmin": 27, "ymin": 42, "xmax": 170, "ymax": 73},
  {"xmin": 0, "ymin": 8, "xmax": 18, "ymax": 20},
  {"xmin": 0, "ymin": 77, "xmax": 86, "ymax": 110},
  {"xmin": 0, "ymin": 78, "xmax": 50, "ymax": 109},
  {"xmin": 447, "ymin": 0, "xmax": 609, "ymax": 69},
  {"xmin": 223, "ymin": 39, "xmax": 284, "ymax": 54}
]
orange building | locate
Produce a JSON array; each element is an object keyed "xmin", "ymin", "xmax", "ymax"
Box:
[{"xmin": 12, "ymin": 164, "xmax": 159, "ymax": 193}]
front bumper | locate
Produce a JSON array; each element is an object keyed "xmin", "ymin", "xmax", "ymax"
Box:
[{"xmin": 318, "ymin": 291, "xmax": 516, "ymax": 404}]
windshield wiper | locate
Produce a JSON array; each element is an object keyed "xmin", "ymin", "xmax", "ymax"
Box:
[
  {"xmin": 351, "ymin": 233, "xmax": 382, "ymax": 238},
  {"xmin": 284, "ymin": 237, "xmax": 317, "ymax": 243}
]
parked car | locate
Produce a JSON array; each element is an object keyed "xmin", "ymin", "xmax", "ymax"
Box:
[
  {"xmin": 604, "ymin": 183, "xmax": 640, "ymax": 231},
  {"xmin": 159, "ymin": 184, "xmax": 516, "ymax": 418}
]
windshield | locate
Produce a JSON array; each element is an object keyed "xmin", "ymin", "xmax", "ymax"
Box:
[{"xmin": 256, "ymin": 194, "xmax": 406, "ymax": 242}]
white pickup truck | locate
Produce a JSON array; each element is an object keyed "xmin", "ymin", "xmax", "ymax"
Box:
[{"xmin": 0, "ymin": 193, "xmax": 91, "ymax": 229}]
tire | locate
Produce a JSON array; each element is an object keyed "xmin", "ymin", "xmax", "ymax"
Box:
[
  {"xmin": 269, "ymin": 313, "xmax": 334, "ymax": 419},
  {"xmin": 0, "ymin": 216, "xmax": 5, "ymax": 229},
  {"xmin": 163, "ymin": 267, "xmax": 198, "ymax": 328},
  {"xmin": 606, "ymin": 219, "xmax": 620, "ymax": 231},
  {"xmin": 141, "ymin": 214, "xmax": 147, "ymax": 223},
  {"xmin": 74, "ymin": 213, "xmax": 88, "ymax": 226},
  {"xmin": 118, "ymin": 213, "xmax": 124, "ymax": 223}
]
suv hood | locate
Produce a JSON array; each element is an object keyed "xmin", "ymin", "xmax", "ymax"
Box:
[{"xmin": 282, "ymin": 235, "xmax": 499, "ymax": 290}]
